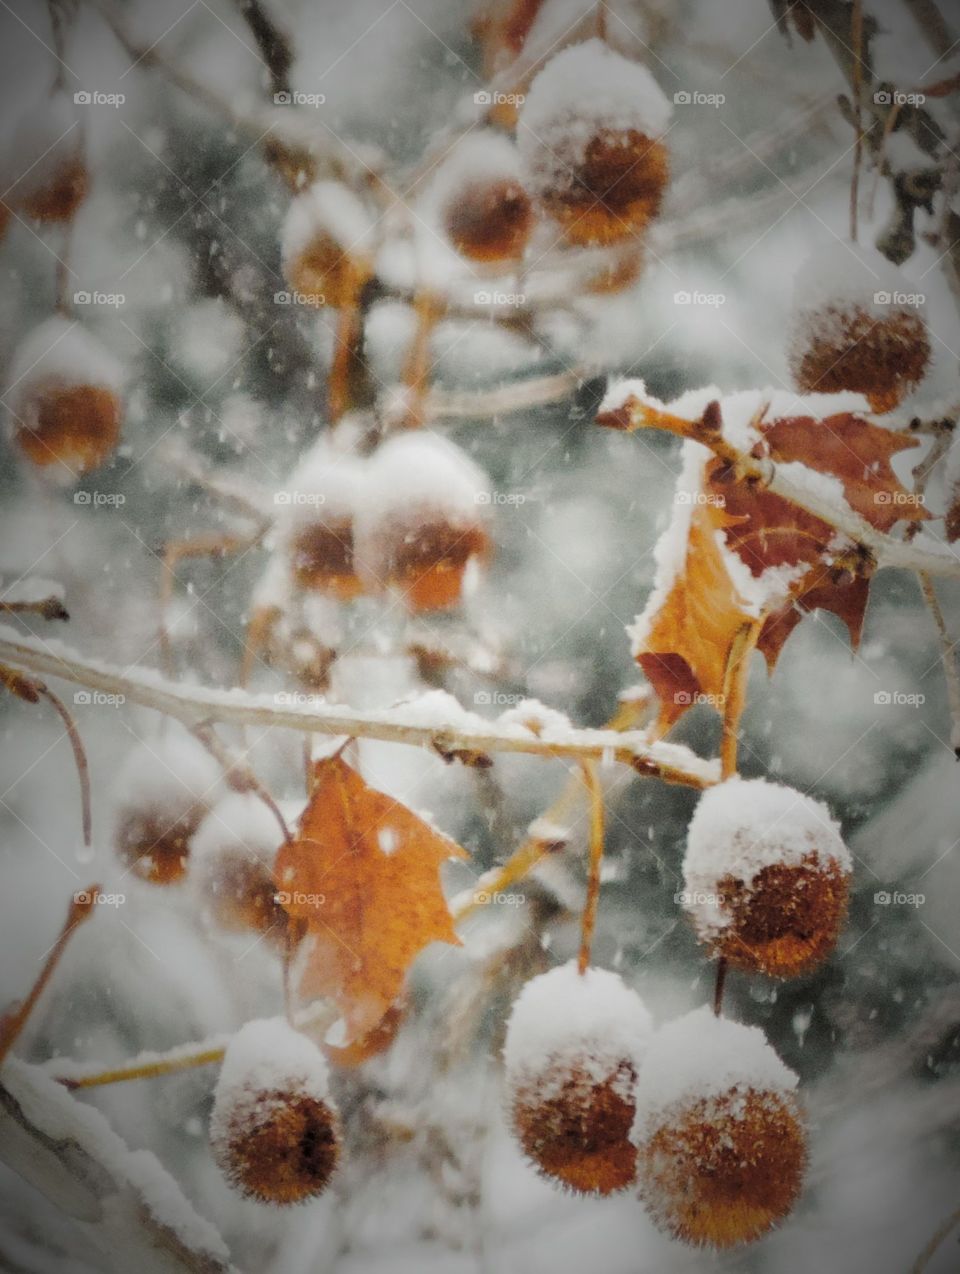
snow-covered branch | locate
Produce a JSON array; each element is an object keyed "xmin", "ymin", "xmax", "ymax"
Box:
[
  {"xmin": 0, "ymin": 627, "xmax": 717, "ymax": 788},
  {"xmin": 0, "ymin": 1059, "xmax": 235, "ymax": 1274}
]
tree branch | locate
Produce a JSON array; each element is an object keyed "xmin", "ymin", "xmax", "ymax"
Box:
[{"xmin": 0, "ymin": 627, "xmax": 718, "ymax": 788}]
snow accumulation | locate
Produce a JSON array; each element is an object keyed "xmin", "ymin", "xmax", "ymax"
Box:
[
  {"xmin": 682, "ymin": 776, "xmax": 850, "ymax": 935},
  {"xmin": 6, "ymin": 318, "xmax": 125, "ymax": 408},
  {"xmin": 792, "ymin": 240, "xmax": 922, "ymax": 316},
  {"xmin": 2, "ymin": 1057, "xmax": 231, "ymax": 1264},
  {"xmin": 212, "ymin": 1018, "xmax": 331, "ymax": 1113},
  {"xmin": 281, "ymin": 180, "xmax": 376, "ymax": 267},
  {"xmin": 191, "ymin": 791, "xmax": 287, "ymax": 866},
  {"xmin": 0, "ymin": 575, "xmax": 65, "ymax": 604},
  {"xmin": 520, "ymin": 40, "xmax": 672, "ymax": 161},
  {"xmin": 631, "ymin": 1006, "xmax": 798, "ymax": 1142},
  {"xmin": 503, "ymin": 962, "xmax": 653, "ymax": 1099},
  {"xmin": 1, "ymin": 89, "xmax": 83, "ymax": 201},
  {"xmin": 112, "ymin": 727, "xmax": 224, "ymax": 815},
  {"xmin": 354, "ymin": 432, "xmax": 489, "ymax": 530},
  {"xmin": 424, "ymin": 132, "xmax": 525, "ymax": 219},
  {"xmin": 279, "ymin": 441, "xmax": 369, "ymax": 531}
]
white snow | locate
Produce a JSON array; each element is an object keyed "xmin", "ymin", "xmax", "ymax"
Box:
[
  {"xmin": 111, "ymin": 727, "xmax": 224, "ymax": 820},
  {"xmin": 190, "ymin": 791, "xmax": 286, "ymax": 869},
  {"xmin": 211, "ymin": 1017, "xmax": 331, "ymax": 1115},
  {"xmin": 424, "ymin": 132, "xmax": 525, "ymax": 224},
  {"xmin": 279, "ymin": 441, "xmax": 369, "ymax": 533},
  {"xmin": 682, "ymin": 776, "xmax": 851, "ymax": 936},
  {"xmin": 503, "ymin": 961, "xmax": 653, "ymax": 1100},
  {"xmin": 792, "ymin": 240, "xmax": 921, "ymax": 314},
  {"xmin": 281, "ymin": 180, "xmax": 377, "ymax": 269},
  {"xmin": 520, "ymin": 39, "xmax": 672, "ymax": 157},
  {"xmin": 5, "ymin": 318, "xmax": 124, "ymax": 411},
  {"xmin": 1, "ymin": 89, "xmax": 84, "ymax": 203},
  {"xmin": 631, "ymin": 1006, "xmax": 798, "ymax": 1143},
  {"xmin": 0, "ymin": 575, "xmax": 66, "ymax": 604}
]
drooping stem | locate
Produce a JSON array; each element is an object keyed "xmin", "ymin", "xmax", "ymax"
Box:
[
  {"xmin": 0, "ymin": 888, "xmax": 98, "ymax": 1067},
  {"xmin": 720, "ymin": 619, "xmax": 762, "ymax": 780},
  {"xmin": 36, "ymin": 685, "xmax": 92, "ymax": 847},
  {"xmin": 398, "ymin": 290, "xmax": 444, "ymax": 429},
  {"xmin": 577, "ymin": 760, "xmax": 605, "ymax": 975}
]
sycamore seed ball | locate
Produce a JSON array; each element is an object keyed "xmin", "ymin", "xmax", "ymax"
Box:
[
  {"xmin": 503, "ymin": 962, "xmax": 653, "ymax": 1195},
  {"xmin": 353, "ymin": 434, "xmax": 492, "ymax": 613},
  {"xmin": 633, "ymin": 1007, "xmax": 807, "ymax": 1248},
  {"xmin": 788, "ymin": 243, "xmax": 931, "ymax": 412},
  {"xmin": 280, "ymin": 448, "xmax": 369, "ymax": 601},
  {"xmin": 280, "ymin": 181, "xmax": 375, "ymax": 308},
  {"xmin": 432, "ymin": 134, "xmax": 533, "ymax": 263},
  {"xmin": 4, "ymin": 92, "xmax": 89, "ymax": 224},
  {"xmin": 190, "ymin": 793, "xmax": 289, "ymax": 940},
  {"xmin": 518, "ymin": 40, "xmax": 671, "ymax": 246},
  {"xmin": 681, "ymin": 777, "xmax": 852, "ymax": 979},
  {"xmin": 210, "ymin": 1018, "xmax": 340, "ymax": 1204}
]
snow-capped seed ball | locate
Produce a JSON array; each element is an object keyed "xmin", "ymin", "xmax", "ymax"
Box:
[
  {"xmin": 189, "ymin": 792, "xmax": 290, "ymax": 939},
  {"xmin": 430, "ymin": 133, "xmax": 533, "ymax": 263},
  {"xmin": 281, "ymin": 181, "xmax": 375, "ymax": 308},
  {"xmin": 211, "ymin": 1017, "xmax": 340, "ymax": 1204},
  {"xmin": 112, "ymin": 731, "xmax": 224, "ymax": 885},
  {"xmin": 279, "ymin": 445, "xmax": 369, "ymax": 600},
  {"xmin": 681, "ymin": 777, "xmax": 852, "ymax": 979},
  {"xmin": 503, "ymin": 962, "xmax": 653, "ymax": 1195},
  {"xmin": 787, "ymin": 243, "xmax": 930, "ymax": 412},
  {"xmin": 354, "ymin": 434, "xmax": 491, "ymax": 612},
  {"xmin": 633, "ymin": 1007, "xmax": 806, "ymax": 1248},
  {"xmin": 5, "ymin": 319, "xmax": 123, "ymax": 479},
  {"xmin": 518, "ymin": 39, "xmax": 671, "ymax": 246},
  {"xmin": 3, "ymin": 91, "xmax": 88, "ymax": 223}
]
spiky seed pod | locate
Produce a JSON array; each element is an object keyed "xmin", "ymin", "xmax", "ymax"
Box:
[
  {"xmin": 189, "ymin": 793, "xmax": 290, "ymax": 939},
  {"xmin": 4, "ymin": 92, "xmax": 89, "ymax": 224},
  {"xmin": 503, "ymin": 962, "xmax": 653, "ymax": 1195},
  {"xmin": 210, "ymin": 1018, "xmax": 340, "ymax": 1205},
  {"xmin": 518, "ymin": 39, "xmax": 671, "ymax": 246},
  {"xmin": 280, "ymin": 181, "xmax": 375, "ymax": 308},
  {"xmin": 278, "ymin": 446, "xmax": 368, "ymax": 600},
  {"xmin": 5, "ymin": 319, "xmax": 124, "ymax": 478},
  {"xmin": 354, "ymin": 434, "xmax": 492, "ymax": 612},
  {"xmin": 681, "ymin": 777, "xmax": 852, "ymax": 979},
  {"xmin": 112, "ymin": 733, "xmax": 223, "ymax": 885},
  {"xmin": 633, "ymin": 1007, "xmax": 807, "ymax": 1248},
  {"xmin": 787, "ymin": 243, "xmax": 931, "ymax": 412},
  {"xmin": 429, "ymin": 134, "xmax": 533, "ymax": 264}
]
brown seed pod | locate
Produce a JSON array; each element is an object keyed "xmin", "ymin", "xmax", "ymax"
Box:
[
  {"xmin": 279, "ymin": 448, "xmax": 368, "ymax": 601},
  {"xmin": 431, "ymin": 134, "xmax": 533, "ymax": 264},
  {"xmin": 633, "ymin": 1008, "xmax": 807, "ymax": 1249},
  {"xmin": 681, "ymin": 777, "xmax": 851, "ymax": 979},
  {"xmin": 5, "ymin": 92, "xmax": 89, "ymax": 224},
  {"xmin": 6, "ymin": 319, "xmax": 124, "ymax": 478},
  {"xmin": 281, "ymin": 181, "xmax": 374, "ymax": 308},
  {"xmin": 519, "ymin": 39, "xmax": 671, "ymax": 246},
  {"xmin": 788, "ymin": 244, "xmax": 931, "ymax": 412},
  {"xmin": 354, "ymin": 434, "xmax": 492, "ymax": 613},
  {"xmin": 503, "ymin": 962, "xmax": 653, "ymax": 1195},
  {"xmin": 190, "ymin": 793, "xmax": 290, "ymax": 940},
  {"xmin": 112, "ymin": 733, "xmax": 223, "ymax": 886},
  {"xmin": 211, "ymin": 1018, "xmax": 340, "ymax": 1205}
]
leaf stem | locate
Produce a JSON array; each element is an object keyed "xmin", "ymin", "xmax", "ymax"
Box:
[{"xmin": 577, "ymin": 760, "xmax": 605, "ymax": 974}]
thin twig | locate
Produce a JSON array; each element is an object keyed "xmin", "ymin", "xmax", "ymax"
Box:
[
  {"xmin": 0, "ymin": 888, "xmax": 98, "ymax": 1067},
  {"xmin": 919, "ymin": 572, "xmax": 960, "ymax": 755},
  {"xmin": 576, "ymin": 760, "xmax": 605, "ymax": 974},
  {"xmin": 911, "ymin": 1201, "xmax": 960, "ymax": 1274},
  {"xmin": 37, "ymin": 685, "xmax": 92, "ymax": 847}
]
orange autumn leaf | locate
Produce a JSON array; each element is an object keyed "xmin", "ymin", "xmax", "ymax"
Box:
[
  {"xmin": 275, "ymin": 756, "xmax": 467, "ymax": 1045},
  {"xmin": 630, "ymin": 401, "xmax": 926, "ymax": 729}
]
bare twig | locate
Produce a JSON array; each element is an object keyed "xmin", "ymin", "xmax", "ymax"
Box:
[
  {"xmin": 234, "ymin": 0, "xmax": 292, "ymax": 98},
  {"xmin": 576, "ymin": 759, "xmax": 605, "ymax": 974}
]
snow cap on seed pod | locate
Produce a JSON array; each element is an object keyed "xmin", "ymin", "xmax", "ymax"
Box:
[
  {"xmin": 632, "ymin": 1006, "xmax": 806, "ymax": 1249},
  {"xmin": 426, "ymin": 132, "xmax": 533, "ymax": 264},
  {"xmin": 281, "ymin": 181, "xmax": 376, "ymax": 308},
  {"xmin": 210, "ymin": 1017, "xmax": 341, "ymax": 1204},
  {"xmin": 112, "ymin": 730, "xmax": 224, "ymax": 885},
  {"xmin": 681, "ymin": 776, "xmax": 851, "ymax": 979},
  {"xmin": 5, "ymin": 317, "xmax": 124, "ymax": 480},
  {"xmin": 278, "ymin": 441, "xmax": 370, "ymax": 601},
  {"xmin": 503, "ymin": 961, "xmax": 654, "ymax": 1195},
  {"xmin": 189, "ymin": 792, "xmax": 293, "ymax": 939},
  {"xmin": 353, "ymin": 432, "xmax": 491, "ymax": 612},
  {"xmin": 787, "ymin": 241, "xmax": 931, "ymax": 412},
  {"xmin": 2, "ymin": 89, "xmax": 88, "ymax": 223},
  {"xmin": 518, "ymin": 38, "xmax": 671, "ymax": 246}
]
